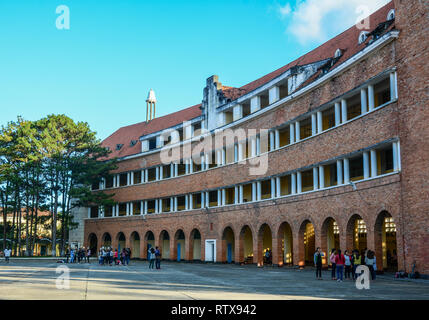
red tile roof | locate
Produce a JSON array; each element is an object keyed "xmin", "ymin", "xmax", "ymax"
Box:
[{"xmin": 101, "ymin": 1, "xmax": 394, "ymax": 160}]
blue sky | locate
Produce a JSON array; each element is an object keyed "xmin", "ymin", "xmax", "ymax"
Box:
[{"xmin": 0, "ymin": 0, "xmax": 389, "ymax": 140}]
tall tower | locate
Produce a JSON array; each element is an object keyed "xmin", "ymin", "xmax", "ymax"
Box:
[{"xmin": 146, "ymin": 89, "xmax": 157, "ymax": 122}]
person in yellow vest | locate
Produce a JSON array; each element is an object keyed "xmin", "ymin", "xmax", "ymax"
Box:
[{"xmin": 352, "ymin": 249, "xmax": 362, "ymax": 280}]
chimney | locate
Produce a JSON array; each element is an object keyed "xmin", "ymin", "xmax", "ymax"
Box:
[{"xmin": 146, "ymin": 89, "xmax": 157, "ymax": 122}]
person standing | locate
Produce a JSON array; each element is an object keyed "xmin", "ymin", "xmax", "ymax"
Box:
[
  {"xmin": 86, "ymin": 248, "xmax": 91, "ymax": 263},
  {"xmin": 314, "ymin": 247, "xmax": 324, "ymax": 280},
  {"xmin": 352, "ymin": 250, "xmax": 361, "ymax": 280},
  {"xmin": 4, "ymin": 247, "xmax": 11, "ymax": 263},
  {"xmin": 65, "ymin": 248, "xmax": 70, "ymax": 263},
  {"xmin": 126, "ymin": 248, "xmax": 131, "ymax": 265},
  {"xmin": 70, "ymin": 248, "xmax": 75, "ymax": 263},
  {"xmin": 344, "ymin": 250, "xmax": 352, "ymax": 280},
  {"xmin": 335, "ymin": 249, "xmax": 345, "ymax": 282},
  {"xmin": 148, "ymin": 248, "xmax": 156, "ymax": 269},
  {"xmin": 330, "ymin": 248, "xmax": 337, "ymax": 280},
  {"xmin": 155, "ymin": 247, "xmax": 161, "ymax": 269},
  {"xmin": 365, "ymin": 250, "xmax": 376, "ymax": 280}
]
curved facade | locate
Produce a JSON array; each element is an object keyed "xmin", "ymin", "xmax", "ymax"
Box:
[{"xmin": 78, "ymin": 1, "xmax": 429, "ymax": 275}]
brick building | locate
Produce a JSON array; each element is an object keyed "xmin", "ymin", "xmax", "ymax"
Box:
[{"xmin": 73, "ymin": 1, "xmax": 429, "ymax": 275}]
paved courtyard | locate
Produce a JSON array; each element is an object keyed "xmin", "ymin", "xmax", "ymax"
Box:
[{"xmin": 0, "ymin": 259, "xmax": 428, "ymax": 300}]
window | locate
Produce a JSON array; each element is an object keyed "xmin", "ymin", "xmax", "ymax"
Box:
[
  {"xmin": 105, "ymin": 176, "xmax": 114, "ymax": 189},
  {"xmin": 359, "ymin": 31, "xmax": 369, "ymax": 44},
  {"xmin": 278, "ymin": 126, "xmax": 290, "ymax": 147},
  {"xmin": 374, "ymin": 78, "xmax": 391, "ymax": 108},
  {"xmin": 242, "ymin": 184, "xmax": 252, "ymax": 202},
  {"xmin": 177, "ymin": 162, "xmax": 186, "ymax": 176},
  {"xmin": 162, "ymin": 164, "xmax": 171, "ymax": 179},
  {"xmin": 387, "ymin": 9, "xmax": 395, "ymax": 21},
  {"xmin": 119, "ymin": 173, "xmax": 128, "ymax": 187},
  {"xmin": 323, "ymin": 163, "xmax": 338, "ymax": 187},
  {"xmin": 377, "ymin": 146, "xmax": 394, "ymax": 175},
  {"xmin": 280, "ymin": 175, "xmax": 291, "ymax": 196},
  {"xmin": 104, "ymin": 205, "xmax": 113, "ymax": 218},
  {"xmin": 322, "ymin": 107, "xmax": 335, "ymax": 131},
  {"xmin": 208, "ymin": 152, "xmax": 216, "ymax": 169},
  {"xmin": 349, "ymin": 155, "xmax": 364, "ymax": 181},
  {"xmin": 301, "ymin": 169, "xmax": 314, "ymax": 192},
  {"xmin": 118, "ymin": 203, "xmax": 127, "ymax": 216},
  {"xmin": 299, "ymin": 118, "xmax": 312, "ymax": 140},
  {"xmin": 177, "ymin": 196, "xmax": 186, "ymax": 211},
  {"xmin": 91, "ymin": 180, "xmax": 99, "ymax": 191},
  {"xmin": 334, "ymin": 48, "xmax": 342, "ymax": 58},
  {"xmin": 162, "ymin": 198, "xmax": 171, "ymax": 212},
  {"xmin": 224, "ymin": 187, "xmax": 235, "ymax": 205},
  {"xmin": 133, "ymin": 201, "xmax": 141, "ymax": 215},
  {"xmin": 193, "ymin": 122, "xmax": 202, "ymax": 136},
  {"xmin": 260, "ymin": 180, "xmax": 271, "ymax": 199},
  {"xmin": 192, "ymin": 193, "xmax": 202, "ymax": 209},
  {"xmin": 90, "ymin": 206, "xmax": 98, "ymax": 218},
  {"xmin": 147, "ymin": 200, "xmax": 156, "ymax": 214},
  {"xmin": 242, "ymin": 103, "xmax": 251, "ymax": 117},
  {"xmin": 147, "ymin": 167, "xmax": 157, "ymax": 182},
  {"xmin": 133, "ymin": 171, "xmax": 142, "ymax": 184},
  {"xmin": 208, "ymin": 190, "xmax": 218, "ymax": 207},
  {"xmin": 346, "ymin": 93, "xmax": 362, "ymax": 121},
  {"xmin": 149, "ymin": 138, "xmax": 157, "ymax": 150}
]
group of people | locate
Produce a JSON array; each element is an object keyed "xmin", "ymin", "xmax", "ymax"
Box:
[
  {"xmin": 314, "ymin": 247, "xmax": 378, "ymax": 281},
  {"xmin": 98, "ymin": 247, "xmax": 131, "ymax": 266},
  {"xmin": 147, "ymin": 247, "xmax": 162, "ymax": 269},
  {"xmin": 66, "ymin": 247, "xmax": 91, "ymax": 264}
]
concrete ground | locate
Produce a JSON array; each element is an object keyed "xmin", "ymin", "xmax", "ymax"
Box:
[{"xmin": 0, "ymin": 259, "xmax": 428, "ymax": 300}]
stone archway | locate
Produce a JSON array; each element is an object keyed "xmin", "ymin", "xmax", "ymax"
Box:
[
  {"xmin": 102, "ymin": 233, "xmax": 112, "ymax": 248},
  {"xmin": 190, "ymin": 229, "xmax": 202, "ymax": 261},
  {"xmin": 222, "ymin": 227, "xmax": 235, "ymax": 263},
  {"xmin": 88, "ymin": 233, "xmax": 98, "ymax": 255},
  {"xmin": 374, "ymin": 211, "xmax": 398, "ymax": 272},
  {"xmin": 298, "ymin": 220, "xmax": 315, "ymax": 266},
  {"xmin": 130, "ymin": 232, "xmax": 140, "ymax": 258},
  {"xmin": 277, "ymin": 222, "xmax": 293, "ymax": 266},
  {"xmin": 239, "ymin": 225, "xmax": 254, "ymax": 264},
  {"xmin": 346, "ymin": 214, "xmax": 368, "ymax": 253},
  {"xmin": 174, "ymin": 229, "xmax": 186, "ymax": 262},
  {"xmin": 321, "ymin": 217, "xmax": 340, "ymax": 265},
  {"xmin": 258, "ymin": 224, "xmax": 272, "ymax": 266},
  {"xmin": 116, "ymin": 232, "xmax": 126, "ymax": 252},
  {"xmin": 159, "ymin": 230, "xmax": 170, "ymax": 259},
  {"xmin": 144, "ymin": 231, "xmax": 155, "ymax": 259}
]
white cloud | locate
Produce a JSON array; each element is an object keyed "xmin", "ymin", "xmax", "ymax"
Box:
[{"xmin": 279, "ymin": 0, "xmax": 391, "ymax": 44}]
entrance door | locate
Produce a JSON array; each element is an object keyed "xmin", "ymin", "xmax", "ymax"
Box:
[
  {"xmin": 227, "ymin": 243, "xmax": 232, "ymax": 263},
  {"xmin": 205, "ymin": 240, "xmax": 216, "ymax": 262},
  {"xmin": 177, "ymin": 243, "xmax": 181, "ymax": 262}
]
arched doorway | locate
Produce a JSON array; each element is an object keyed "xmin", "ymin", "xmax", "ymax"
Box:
[
  {"xmin": 116, "ymin": 232, "xmax": 126, "ymax": 252},
  {"xmin": 277, "ymin": 222, "xmax": 293, "ymax": 266},
  {"xmin": 102, "ymin": 233, "xmax": 112, "ymax": 248},
  {"xmin": 258, "ymin": 224, "xmax": 272, "ymax": 266},
  {"xmin": 159, "ymin": 230, "xmax": 170, "ymax": 259},
  {"xmin": 174, "ymin": 229, "xmax": 185, "ymax": 261},
  {"xmin": 190, "ymin": 229, "xmax": 202, "ymax": 261},
  {"xmin": 130, "ymin": 232, "xmax": 140, "ymax": 258},
  {"xmin": 375, "ymin": 211, "xmax": 398, "ymax": 271},
  {"xmin": 144, "ymin": 231, "xmax": 155, "ymax": 259},
  {"xmin": 222, "ymin": 227, "xmax": 235, "ymax": 263},
  {"xmin": 321, "ymin": 217, "xmax": 340, "ymax": 264},
  {"xmin": 88, "ymin": 233, "xmax": 98, "ymax": 255},
  {"xmin": 239, "ymin": 225, "xmax": 253, "ymax": 264},
  {"xmin": 299, "ymin": 220, "xmax": 315, "ymax": 266},
  {"xmin": 346, "ymin": 214, "xmax": 368, "ymax": 253}
]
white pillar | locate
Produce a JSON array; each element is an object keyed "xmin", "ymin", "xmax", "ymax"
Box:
[
  {"xmin": 275, "ymin": 130, "xmax": 280, "ymax": 149},
  {"xmin": 252, "ymin": 182, "xmax": 257, "ymax": 201},
  {"xmin": 276, "ymin": 177, "xmax": 281, "ymax": 197},
  {"xmin": 156, "ymin": 167, "xmax": 160, "ymax": 180},
  {"xmin": 343, "ymin": 158, "xmax": 350, "ymax": 184},
  {"xmin": 239, "ymin": 185, "xmax": 244, "ymax": 203},
  {"xmin": 313, "ymin": 167, "xmax": 319, "ymax": 190},
  {"xmin": 216, "ymin": 150, "xmax": 222, "ymax": 166},
  {"xmin": 269, "ymin": 131, "xmax": 275, "ymax": 151},
  {"xmin": 144, "ymin": 169, "xmax": 148, "ymax": 183},
  {"xmin": 173, "ymin": 197, "xmax": 177, "ymax": 212},
  {"xmin": 222, "ymin": 189, "xmax": 226, "ymax": 206},
  {"xmin": 170, "ymin": 163, "xmax": 174, "ymax": 177},
  {"xmin": 368, "ymin": 85, "xmax": 375, "ymax": 111},
  {"xmin": 392, "ymin": 142, "xmax": 399, "ymax": 171},
  {"xmin": 144, "ymin": 201, "xmax": 147, "ymax": 215},
  {"xmin": 126, "ymin": 203, "xmax": 130, "ymax": 216},
  {"xmin": 189, "ymin": 159, "xmax": 193, "ymax": 173},
  {"xmin": 221, "ymin": 148, "xmax": 226, "ymax": 165},
  {"xmin": 291, "ymin": 173, "xmax": 297, "ymax": 195},
  {"xmin": 201, "ymin": 155, "xmax": 205, "ymax": 171},
  {"xmin": 337, "ymin": 160, "xmax": 343, "ymax": 185},
  {"xmin": 205, "ymin": 192, "xmax": 209, "ymax": 207},
  {"xmin": 257, "ymin": 182, "xmax": 262, "ymax": 201},
  {"xmin": 155, "ymin": 199, "xmax": 159, "ymax": 213},
  {"xmin": 319, "ymin": 166, "xmax": 325, "ymax": 189},
  {"xmin": 361, "ymin": 88, "xmax": 368, "ymax": 114},
  {"xmin": 290, "ymin": 123, "xmax": 295, "ymax": 144},
  {"xmin": 335, "ymin": 102, "xmax": 341, "ymax": 126},
  {"xmin": 201, "ymin": 192, "xmax": 205, "ymax": 208},
  {"xmin": 297, "ymin": 172, "xmax": 302, "ymax": 193},
  {"xmin": 256, "ymin": 136, "xmax": 261, "ymax": 155},
  {"xmin": 87, "ymin": 208, "xmax": 91, "ymax": 219},
  {"xmin": 233, "ymin": 104, "xmax": 243, "ymax": 121},
  {"xmin": 234, "ymin": 186, "xmax": 239, "ymax": 204},
  {"xmin": 317, "ymin": 111, "xmax": 323, "ymax": 134},
  {"xmin": 295, "ymin": 121, "xmax": 300, "ymax": 142},
  {"xmin": 189, "ymin": 194, "xmax": 193, "ymax": 210},
  {"xmin": 205, "ymin": 153, "xmax": 210, "ymax": 170},
  {"xmin": 251, "ymin": 137, "xmax": 257, "ymax": 157},
  {"xmin": 390, "ymin": 72, "xmax": 397, "ymax": 100},
  {"xmin": 238, "ymin": 142, "xmax": 244, "ymax": 161},
  {"xmin": 341, "ymin": 99, "xmax": 347, "ymax": 123},
  {"xmin": 363, "ymin": 152, "xmax": 370, "ymax": 179},
  {"xmin": 370, "ymin": 149, "xmax": 377, "ymax": 177},
  {"xmin": 311, "ymin": 113, "xmax": 317, "ymax": 136},
  {"xmin": 185, "ymin": 195, "xmax": 189, "ymax": 210},
  {"xmin": 271, "ymin": 178, "xmax": 276, "ymax": 198}
]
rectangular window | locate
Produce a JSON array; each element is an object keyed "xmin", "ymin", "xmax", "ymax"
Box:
[
  {"xmin": 192, "ymin": 193, "xmax": 202, "ymax": 209},
  {"xmin": 278, "ymin": 126, "xmax": 290, "ymax": 147},
  {"xmin": 105, "ymin": 176, "xmax": 114, "ymax": 189},
  {"xmin": 280, "ymin": 175, "xmax": 291, "ymax": 196},
  {"xmin": 147, "ymin": 200, "xmax": 156, "ymax": 214},
  {"xmin": 208, "ymin": 191, "xmax": 218, "ymax": 207},
  {"xmin": 147, "ymin": 167, "xmax": 157, "ymax": 182},
  {"xmin": 324, "ymin": 163, "xmax": 338, "ymax": 187},
  {"xmin": 224, "ymin": 187, "xmax": 235, "ymax": 205},
  {"xmin": 133, "ymin": 171, "xmax": 142, "ymax": 184},
  {"xmin": 260, "ymin": 95, "xmax": 269, "ymax": 109},
  {"xmin": 377, "ymin": 146, "xmax": 394, "ymax": 175},
  {"xmin": 90, "ymin": 206, "xmax": 98, "ymax": 218},
  {"xmin": 193, "ymin": 122, "xmax": 202, "ymax": 136},
  {"xmin": 350, "ymin": 155, "xmax": 364, "ymax": 181},
  {"xmin": 162, "ymin": 164, "xmax": 171, "ymax": 179},
  {"xmin": 224, "ymin": 111, "xmax": 233, "ymax": 125},
  {"xmin": 118, "ymin": 203, "xmax": 127, "ymax": 216},
  {"xmin": 299, "ymin": 118, "xmax": 312, "ymax": 140},
  {"xmin": 104, "ymin": 205, "xmax": 113, "ymax": 218},
  {"xmin": 260, "ymin": 180, "xmax": 271, "ymax": 199},
  {"xmin": 149, "ymin": 138, "xmax": 157, "ymax": 150},
  {"xmin": 374, "ymin": 78, "xmax": 391, "ymax": 108},
  {"xmin": 208, "ymin": 152, "xmax": 216, "ymax": 169},
  {"xmin": 119, "ymin": 173, "xmax": 128, "ymax": 187},
  {"xmin": 162, "ymin": 198, "xmax": 171, "ymax": 212},
  {"xmin": 322, "ymin": 107, "xmax": 335, "ymax": 131},
  {"xmin": 242, "ymin": 184, "xmax": 252, "ymax": 203},
  {"xmin": 225, "ymin": 146, "xmax": 235, "ymax": 164},
  {"xmin": 242, "ymin": 103, "xmax": 251, "ymax": 117},
  {"xmin": 301, "ymin": 169, "xmax": 314, "ymax": 192},
  {"xmin": 346, "ymin": 93, "xmax": 362, "ymax": 121},
  {"xmin": 177, "ymin": 196, "xmax": 186, "ymax": 211},
  {"xmin": 177, "ymin": 163, "xmax": 186, "ymax": 176},
  {"xmin": 133, "ymin": 201, "xmax": 141, "ymax": 215}
]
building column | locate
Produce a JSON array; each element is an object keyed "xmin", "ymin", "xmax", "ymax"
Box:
[
  {"xmin": 156, "ymin": 167, "xmax": 160, "ymax": 180},
  {"xmin": 295, "ymin": 121, "xmax": 300, "ymax": 142},
  {"xmin": 144, "ymin": 169, "xmax": 148, "ymax": 182},
  {"xmin": 276, "ymin": 177, "xmax": 281, "ymax": 197},
  {"xmin": 275, "ymin": 130, "xmax": 280, "ymax": 149},
  {"xmin": 290, "ymin": 123, "xmax": 295, "ymax": 144},
  {"xmin": 363, "ymin": 151, "xmax": 370, "ymax": 179},
  {"xmin": 317, "ymin": 111, "xmax": 323, "ymax": 134},
  {"xmin": 271, "ymin": 178, "xmax": 276, "ymax": 198},
  {"xmin": 269, "ymin": 86, "xmax": 280, "ymax": 104},
  {"xmin": 233, "ymin": 104, "xmax": 243, "ymax": 121},
  {"xmin": 269, "ymin": 131, "xmax": 275, "ymax": 151},
  {"xmin": 392, "ymin": 142, "xmax": 399, "ymax": 171},
  {"xmin": 343, "ymin": 158, "xmax": 350, "ymax": 184},
  {"xmin": 238, "ymin": 142, "xmax": 244, "ymax": 161},
  {"xmin": 221, "ymin": 189, "xmax": 226, "ymax": 206},
  {"xmin": 368, "ymin": 84, "xmax": 375, "ymax": 111},
  {"xmin": 239, "ymin": 185, "xmax": 244, "ymax": 203},
  {"xmin": 252, "ymin": 182, "xmax": 257, "ymax": 202},
  {"xmin": 361, "ymin": 88, "xmax": 368, "ymax": 114},
  {"xmin": 201, "ymin": 192, "xmax": 205, "ymax": 208},
  {"xmin": 313, "ymin": 167, "xmax": 319, "ymax": 190},
  {"xmin": 297, "ymin": 172, "xmax": 302, "ymax": 194},
  {"xmin": 251, "ymin": 138, "xmax": 257, "ymax": 157},
  {"xmin": 341, "ymin": 99, "xmax": 347, "ymax": 123},
  {"xmin": 221, "ymin": 148, "xmax": 226, "ymax": 165},
  {"xmin": 337, "ymin": 160, "xmax": 343, "ymax": 185},
  {"xmin": 311, "ymin": 113, "xmax": 317, "ymax": 136},
  {"xmin": 173, "ymin": 197, "xmax": 177, "ymax": 212},
  {"xmin": 390, "ymin": 72, "xmax": 397, "ymax": 100},
  {"xmin": 234, "ymin": 186, "xmax": 239, "ymax": 204},
  {"xmin": 334, "ymin": 102, "xmax": 341, "ymax": 126},
  {"xmin": 216, "ymin": 150, "xmax": 222, "ymax": 166},
  {"xmin": 155, "ymin": 199, "xmax": 159, "ymax": 213},
  {"xmin": 250, "ymin": 96, "xmax": 261, "ymax": 113},
  {"xmin": 291, "ymin": 173, "xmax": 297, "ymax": 195},
  {"xmin": 319, "ymin": 166, "xmax": 325, "ymax": 189},
  {"xmin": 370, "ymin": 149, "xmax": 377, "ymax": 177}
]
